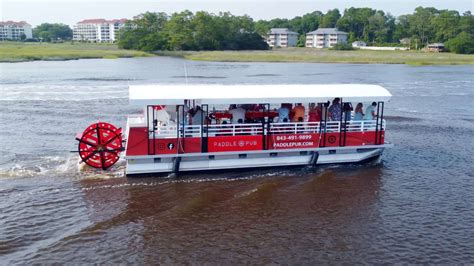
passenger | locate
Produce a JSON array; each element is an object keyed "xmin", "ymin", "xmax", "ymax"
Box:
[
  {"xmin": 292, "ymin": 103, "xmax": 305, "ymax": 122},
  {"xmin": 277, "ymin": 104, "xmax": 290, "ymax": 123},
  {"xmin": 354, "ymin": 103, "xmax": 364, "ymax": 120},
  {"xmin": 219, "ymin": 120, "xmax": 232, "ymax": 136},
  {"xmin": 328, "ymin": 98, "xmax": 342, "ymax": 121},
  {"xmin": 317, "ymin": 103, "xmax": 323, "ymax": 120},
  {"xmin": 229, "ymin": 104, "xmax": 246, "ymax": 124},
  {"xmin": 191, "ymin": 105, "xmax": 203, "ymax": 125},
  {"xmin": 343, "ymin": 102, "xmax": 353, "ymax": 122},
  {"xmin": 364, "ymin": 102, "xmax": 377, "ymax": 120},
  {"xmin": 280, "ymin": 118, "xmax": 290, "ymax": 133},
  {"xmin": 308, "ymin": 103, "xmax": 321, "ymax": 122}
]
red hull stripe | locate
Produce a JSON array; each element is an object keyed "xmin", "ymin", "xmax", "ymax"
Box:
[{"xmin": 126, "ymin": 127, "xmax": 384, "ymax": 156}]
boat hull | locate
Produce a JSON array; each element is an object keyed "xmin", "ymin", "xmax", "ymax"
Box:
[{"xmin": 124, "ymin": 144, "xmax": 391, "ymax": 175}]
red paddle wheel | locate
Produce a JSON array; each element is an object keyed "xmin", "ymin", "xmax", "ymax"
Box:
[{"xmin": 76, "ymin": 122, "xmax": 123, "ymax": 170}]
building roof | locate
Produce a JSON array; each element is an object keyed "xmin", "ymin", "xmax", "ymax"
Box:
[
  {"xmin": 129, "ymin": 84, "xmax": 392, "ymax": 105},
  {"xmin": 269, "ymin": 28, "xmax": 299, "ymax": 35},
  {"xmin": 0, "ymin": 21, "xmax": 31, "ymax": 27},
  {"xmin": 77, "ymin": 18, "xmax": 128, "ymax": 24},
  {"xmin": 307, "ymin": 28, "xmax": 348, "ymax": 35}
]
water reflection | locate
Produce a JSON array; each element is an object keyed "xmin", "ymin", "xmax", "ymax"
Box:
[{"xmin": 64, "ymin": 166, "xmax": 383, "ymax": 263}]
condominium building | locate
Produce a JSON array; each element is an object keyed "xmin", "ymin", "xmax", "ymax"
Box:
[
  {"xmin": 266, "ymin": 28, "xmax": 299, "ymax": 48},
  {"xmin": 73, "ymin": 19, "xmax": 127, "ymax": 42},
  {"xmin": 0, "ymin": 21, "xmax": 33, "ymax": 40},
  {"xmin": 305, "ymin": 28, "xmax": 348, "ymax": 48}
]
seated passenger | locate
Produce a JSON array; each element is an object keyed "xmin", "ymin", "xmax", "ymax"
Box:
[
  {"xmin": 364, "ymin": 102, "xmax": 377, "ymax": 120},
  {"xmin": 229, "ymin": 104, "xmax": 246, "ymax": 124},
  {"xmin": 218, "ymin": 121, "xmax": 232, "ymax": 136},
  {"xmin": 308, "ymin": 103, "xmax": 321, "ymax": 122},
  {"xmin": 354, "ymin": 103, "xmax": 364, "ymax": 120},
  {"xmin": 328, "ymin": 98, "xmax": 341, "ymax": 121},
  {"xmin": 343, "ymin": 102, "xmax": 353, "ymax": 122},
  {"xmin": 292, "ymin": 103, "xmax": 305, "ymax": 122},
  {"xmin": 277, "ymin": 104, "xmax": 290, "ymax": 123}
]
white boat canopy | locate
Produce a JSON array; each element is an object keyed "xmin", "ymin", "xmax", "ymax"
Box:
[{"xmin": 129, "ymin": 84, "xmax": 392, "ymax": 106}]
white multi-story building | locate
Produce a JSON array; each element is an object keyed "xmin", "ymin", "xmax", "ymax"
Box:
[
  {"xmin": 266, "ymin": 28, "xmax": 299, "ymax": 48},
  {"xmin": 73, "ymin": 19, "xmax": 127, "ymax": 42},
  {"xmin": 0, "ymin": 21, "xmax": 33, "ymax": 40},
  {"xmin": 305, "ymin": 28, "xmax": 348, "ymax": 48}
]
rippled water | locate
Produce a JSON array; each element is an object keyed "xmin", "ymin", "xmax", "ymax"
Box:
[{"xmin": 1, "ymin": 57, "xmax": 473, "ymax": 263}]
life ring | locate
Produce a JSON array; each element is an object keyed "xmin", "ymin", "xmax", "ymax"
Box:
[{"xmin": 328, "ymin": 135, "xmax": 337, "ymax": 143}]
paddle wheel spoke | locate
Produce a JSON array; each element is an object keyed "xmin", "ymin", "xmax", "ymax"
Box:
[
  {"xmin": 77, "ymin": 138, "xmax": 98, "ymax": 148},
  {"xmin": 81, "ymin": 150, "xmax": 98, "ymax": 162},
  {"xmin": 102, "ymin": 133, "xmax": 122, "ymax": 147}
]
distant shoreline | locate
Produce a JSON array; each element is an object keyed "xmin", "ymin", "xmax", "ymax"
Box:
[
  {"xmin": 0, "ymin": 42, "xmax": 152, "ymax": 63},
  {"xmin": 1, "ymin": 42, "xmax": 473, "ymax": 65},
  {"xmin": 155, "ymin": 48, "xmax": 474, "ymax": 66}
]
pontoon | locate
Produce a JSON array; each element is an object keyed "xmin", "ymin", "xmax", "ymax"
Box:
[{"xmin": 75, "ymin": 84, "xmax": 393, "ymax": 176}]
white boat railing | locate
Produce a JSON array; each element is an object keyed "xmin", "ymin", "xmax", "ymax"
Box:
[
  {"xmin": 146, "ymin": 120, "xmax": 385, "ymax": 139},
  {"xmin": 150, "ymin": 124, "xmax": 202, "ymax": 138},
  {"xmin": 207, "ymin": 123, "xmax": 263, "ymax": 136},
  {"xmin": 269, "ymin": 120, "xmax": 385, "ymax": 134}
]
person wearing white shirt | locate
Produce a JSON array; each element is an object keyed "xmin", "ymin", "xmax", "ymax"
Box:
[{"xmin": 228, "ymin": 104, "xmax": 246, "ymax": 124}]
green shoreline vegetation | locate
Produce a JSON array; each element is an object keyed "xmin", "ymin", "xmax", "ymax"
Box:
[
  {"xmin": 0, "ymin": 42, "xmax": 152, "ymax": 62},
  {"xmin": 155, "ymin": 48, "xmax": 474, "ymax": 65},
  {"xmin": 1, "ymin": 42, "xmax": 473, "ymax": 65}
]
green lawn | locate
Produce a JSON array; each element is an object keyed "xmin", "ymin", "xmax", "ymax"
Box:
[
  {"xmin": 0, "ymin": 42, "xmax": 152, "ymax": 62},
  {"xmin": 181, "ymin": 47, "xmax": 474, "ymax": 65}
]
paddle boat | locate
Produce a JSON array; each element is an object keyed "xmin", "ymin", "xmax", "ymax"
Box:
[{"xmin": 75, "ymin": 84, "xmax": 392, "ymax": 175}]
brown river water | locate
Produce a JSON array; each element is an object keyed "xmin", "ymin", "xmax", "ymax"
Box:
[{"xmin": 0, "ymin": 57, "xmax": 473, "ymax": 263}]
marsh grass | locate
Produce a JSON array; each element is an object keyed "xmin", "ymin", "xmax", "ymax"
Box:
[
  {"xmin": 2, "ymin": 43, "xmax": 473, "ymax": 65},
  {"xmin": 184, "ymin": 47, "xmax": 474, "ymax": 65},
  {"xmin": 0, "ymin": 42, "xmax": 152, "ymax": 62}
]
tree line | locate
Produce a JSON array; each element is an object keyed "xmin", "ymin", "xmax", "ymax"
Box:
[
  {"xmin": 24, "ymin": 6, "xmax": 474, "ymax": 54},
  {"xmin": 119, "ymin": 7, "xmax": 473, "ymax": 53},
  {"xmin": 32, "ymin": 23, "xmax": 72, "ymax": 42},
  {"xmin": 118, "ymin": 11, "xmax": 268, "ymax": 51}
]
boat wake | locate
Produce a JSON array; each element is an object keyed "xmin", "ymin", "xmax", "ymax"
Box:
[{"xmin": 0, "ymin": 154, "xmax": 125, "ymax": 180}]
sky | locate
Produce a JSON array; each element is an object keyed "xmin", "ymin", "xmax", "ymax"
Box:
[{"xmin": 1, "ymin": 0, "xmax": 473, "ymax": 27}]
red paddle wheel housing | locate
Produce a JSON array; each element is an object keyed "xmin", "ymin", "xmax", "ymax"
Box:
[{"xmin": 76, "ymin": 122, "xmax": 123, "ymax": 170}]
